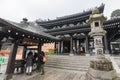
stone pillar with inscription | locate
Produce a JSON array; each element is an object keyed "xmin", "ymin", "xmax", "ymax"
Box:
[{"xmin": 86, "ymin": 8, "xmax": 119, "ymax": 80}]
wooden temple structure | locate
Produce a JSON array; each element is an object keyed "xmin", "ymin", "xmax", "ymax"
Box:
[
  {"xmin": 0, "ymin": 18, "xmax": 59, "ymax": 79},
  {"xmin": 0, "ymin": 3, "xmax": 120, "ymax": 80},
  {"xmin": 36, "ymin": 4, "xmax": 120, "ymax": 55}
]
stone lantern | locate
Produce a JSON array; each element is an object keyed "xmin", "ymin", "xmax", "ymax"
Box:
[
  {"xmin": 85, "ymin": 8, "xmax": 119, "ymax": 80},
  {"xmin": 86, "ymin": 8, "xmax": 106, "ymax": 56}
]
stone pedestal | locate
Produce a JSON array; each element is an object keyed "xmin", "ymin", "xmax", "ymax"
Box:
[
  {"xmin": 86, "ymin": 56, "xmax": 118, "ymax": 80},
  {"xmin": 86, "ymin": 68, "xmax": 117, "ymax": 80}
]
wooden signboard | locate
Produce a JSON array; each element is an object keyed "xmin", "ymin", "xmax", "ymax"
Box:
[{"xmin": 22, "ymin": 38, "xmax": 38, "ymax": 45}]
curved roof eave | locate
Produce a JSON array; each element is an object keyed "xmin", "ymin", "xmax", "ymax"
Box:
[
  {"xmin": 0, "ymin": 18, "xmax": 60, "ymax": 41},
  {"xmin": 36, "ymin": 4, "xmax": 104, "ymax": 27}
]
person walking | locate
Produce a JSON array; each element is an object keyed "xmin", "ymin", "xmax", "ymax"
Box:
[
  {"xmin": 26, "ymin": 51, "xmax": 33, "ymax": 75},
  {"xmin": 37, "ymin": 51, "xmax": 46, "ymax": 75}
]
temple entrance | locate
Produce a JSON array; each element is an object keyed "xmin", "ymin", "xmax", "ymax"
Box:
[{"xmin": 63, "ymin": 41, "xmax": 70, "ymax": 53}]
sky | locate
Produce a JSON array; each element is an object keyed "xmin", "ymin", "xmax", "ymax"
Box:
[{"xmin": 0, "ymin": 0, "xmax": 120, "ymax": 22}]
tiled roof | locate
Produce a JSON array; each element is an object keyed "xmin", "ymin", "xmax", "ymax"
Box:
[{"xmin": 0, "ymin": 18, "xmax": 60, "ymax": 41}]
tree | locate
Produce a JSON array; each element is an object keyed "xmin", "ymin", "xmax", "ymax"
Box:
[{"xmin": 111, "ymin": 9, "xmax": 120, "ymax": 19}]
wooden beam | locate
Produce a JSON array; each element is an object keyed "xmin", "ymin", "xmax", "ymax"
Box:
[
  {"xmin": 38, "ymin": 41, "xmax": 43, "ymax": 54},
  {"xmin": 27, "ymin": 48, "xmax": 38, "ymax": 50},
  {"xmin": 5, "ymin": 42, "xmax": 18, "ymax": 80},
  {"xmin": 22, "ymin": 45, "xmax": 27, "ymax": 60}
]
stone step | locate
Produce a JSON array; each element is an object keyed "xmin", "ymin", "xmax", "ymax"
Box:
[
  {"xmin": 45, "ymin": 55, "xmax": 94, "ymax": 72},
  {"xmin": 46, "ymin": 57, "xmax": 92, "ymax": 61},
  {"xmin": 46, "ymin": 62, "xmax": 90, "ymax": 65},
  {"xmin": 45, "ymin": 63, "xmax": 89, "ymax": 66},
  {"xmin": 45, "ymin": 62, "xmax": 89, "ymax": 67},
  {"xmin": 46, "ymin": 59, "xmax": 93, "ymax": 62},
  {"xmin": 46, "ymin": 61, "xmax": 90, "ymax": 64},
  {"xmin": 46, "ymin": 55, "xmax": 95, "ymax": 59},
  {"xmin": 45, "ymin": 65, "xmax": 88, "ymax": 71},
  {"xmin": 46, "ymin": 60, "xmax": 90, "ymax": 63},
  {"xmin": 47, "ymin": 58, "xmax": 94, "ymax": 61},
  {"xmin": 46, "ymin": 58, "xmax": 93, "ymax": 61},
  {"xmin": 45, "ymin": 64, "xmax": 88, "ymax": 70}
]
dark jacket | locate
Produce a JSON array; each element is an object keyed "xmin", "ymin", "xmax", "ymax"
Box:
[
  {"xmin": 26, "ymin": 51, "xmax": 33, "ymax": 67},
  {"xmin": 38, "ymin": 51, "xmax": 45, "ymax": 64},
  {"xmin": 33, "ymin": 52, "xmax": 38, "ymax": 63}
]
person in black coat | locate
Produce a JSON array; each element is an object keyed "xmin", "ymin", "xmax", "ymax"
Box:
[
  {"xmin": 37, "ymin": 51, "xmax": 45, "ymax": 75},
  {"xmin": 33, "ymin": 52, "xmax": 38, "ymax": 70},
  {"xmin": 26, "ymin": 51, "xmax": 33, "ymax": 75}
]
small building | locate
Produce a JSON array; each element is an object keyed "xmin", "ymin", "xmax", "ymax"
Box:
[{"xmin": 0, "ymin": 18, "xmax": 59, "ymax": 79}]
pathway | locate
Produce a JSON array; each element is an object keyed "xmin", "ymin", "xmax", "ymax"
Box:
[{"xmin": 13, "ymin": 67, "xmax": 86, "ymax": 80}]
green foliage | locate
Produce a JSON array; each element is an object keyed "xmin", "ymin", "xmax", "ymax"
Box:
[{"xmin": 111, "ymin": 9, "xmax": 120, "ymax": 18}]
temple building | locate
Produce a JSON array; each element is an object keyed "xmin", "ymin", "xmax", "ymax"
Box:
[
  {"xmin": 0, "ymin": 3, "xmax": 120, "ymax": 79},
  {"xmin": 36, "ymin": 4, "xmax": 120, "ymax": 56}
]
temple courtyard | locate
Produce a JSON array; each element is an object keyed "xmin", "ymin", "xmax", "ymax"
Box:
[
  {"xmin": 0, "ymin": 1, "xmax": 120, "ymax": 80},
  {"xmin": 12, "ymin": 55, "xmax": 120, "ymax": 80}
]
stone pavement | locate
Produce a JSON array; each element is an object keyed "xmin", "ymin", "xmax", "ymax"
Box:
[
  {"xmin": 13, "ymin": 55, "xmax": 92, "ymax": 80},
  {"xmin": 13, "ymin": 56, "xmax": 120, "ymax": 80},
  {"xmin": 13, "ymin": 67, "xmax": 86, "ymax": 80}
]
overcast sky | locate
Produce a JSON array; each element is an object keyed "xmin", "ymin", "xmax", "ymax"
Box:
[{"xmin": 0, "ymin": 0, "xmax": 119, "ymax": 22}]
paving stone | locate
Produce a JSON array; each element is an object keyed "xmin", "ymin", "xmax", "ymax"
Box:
[{"xmin": 29, "ymin": 68, "xmax": 86, "ymax": 80}]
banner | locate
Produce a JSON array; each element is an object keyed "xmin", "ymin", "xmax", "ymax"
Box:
[{"xmin": 0, "ymin": 43, "xmax": 12, "ymax": 80}]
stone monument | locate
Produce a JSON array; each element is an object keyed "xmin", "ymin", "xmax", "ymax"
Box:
[{"xmin": 85, "ymin": 8, "xmax": 119, "ymax": 80}]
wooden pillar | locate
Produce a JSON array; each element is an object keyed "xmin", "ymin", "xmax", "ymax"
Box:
[
  {"xmin": 38, "ymin": 42, "xmax": 42, "ymax": 54},
  {"xmin": 21, "ymin": 45, "xmax": 27, "ymax": 73},
  {"xmin": 54, "ymin": 42, "xmax": 57, "ymax": 54},
  {"xmin": 55, "ymin": 42, "xmax": 60, "ymax": 55},
  {"xmin": 76, "ymin": 40, "xmax": 80, "ymax": 54},
  {"xmin": 73, "ymin": 40, "xmax": 75, "ymax": 48},
  {"xmin": 0, "ymin": 37, "xmax": 3, "ymax": 50},
  {"xmin": 70, "ymin": 35, "xmax": 73, "ymax": 55},
  {"xmin": 22, "ymin": 45, "xmax": 27, "ymax": 59},
  {"xmin": 5, "ymin": 42, "xmax": 18, "ymax": 80},
  {"xmin": 104, "ymin": 34, "xmax": 110, "ymax": 54},
  {"xmin": 0, "ymin": 43, "xmax": 2, "ymax": 50},
  {"xmin": 73, "ymin": 40, "xmax": 76, "ymax": 54},
  {"xmin": 54, "ymin": 42, "xmax": 57, "ymax": 49},
  {"xmin": 85, "ymin": 33, "xmax": 89, "ymax": 54},
  {"xmin": 61, "ymin": 41, "xmax": 63, "ymax": 53},
  {"xmin": 58, "ymin": 41, "xmax": 60, "ymax": 54}
]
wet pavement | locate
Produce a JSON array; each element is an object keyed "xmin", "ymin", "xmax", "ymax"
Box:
[{"xmin": 13, "ymin": 67, "xmax": 86, "ymax": 80}]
